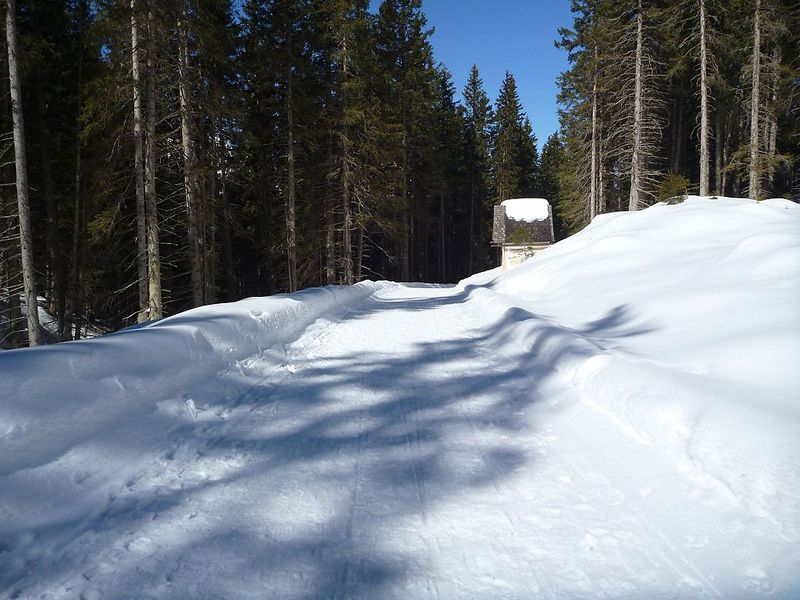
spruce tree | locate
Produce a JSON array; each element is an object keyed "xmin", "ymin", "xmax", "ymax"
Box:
[
  {"xmin": 492, "ymin": 72, "xmax": 540, "ymax": 205},
  {"xmin": 462, "ymin": 64, "xmax": 493, "ymax": 272}
]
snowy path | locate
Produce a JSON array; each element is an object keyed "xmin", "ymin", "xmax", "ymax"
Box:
[{"xmin": 3, "ymin": 280, "xmax": 796, "ymax": 599}]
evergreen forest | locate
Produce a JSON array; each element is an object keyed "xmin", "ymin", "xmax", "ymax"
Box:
[{"xmin": 0, "ymin": 0, "xmax": 797, "ymax": 348}]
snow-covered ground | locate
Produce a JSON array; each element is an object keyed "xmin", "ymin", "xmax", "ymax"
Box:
[{"xmin": 1, "ymin": 196, "xmax": 798, "ymax": 599}]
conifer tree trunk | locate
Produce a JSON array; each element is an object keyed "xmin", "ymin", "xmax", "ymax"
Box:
[
  {"xmin": 36, "ymin": 74, "xmax": 64, "ymax": 326},
  {"xmin": 723, "ymin": 112, "xmax": 732, "ymax": 194},
  {"xmin": 439, "ymin": 190, "xmax": 445, "ymax": 281},
  {"xmin": 325, "ymin": 195, "xmax": 336, "ymax": 284},
  {"xmin": 205, "ymin": 172, "xmax": 215, "ymax": 303},
  {"xmin": 340, "ymin": 37, "xmax": 353, "ymax": 285},
  {"xmin": 355, "ymin": 225, "xmax": 364, "ymax": 282},
  {"xmin": 628, "ymin": 0, "xmax": 644, "ymax": 211},
  {"xmin": 598, "ymin": 139, "xmax": 606, "ymax": 213},
  {"xmin": 590, "ymin": 46, "xmax": 598, "ymax": 219},
  {"xmin": 400, "ymin": 130, "xmax": 410, "ymax": 281},
  {"xmin": 131, "ymin": 0, "xmax": 148, "ymax": 322},
  {"xmin": 341, "ymin": 161, "xmax": 353, "ymax": 284},
  {"xmin": 748, "ymin": 0, "xmax": 761, "ymax": 199},
  {"xmin": 178, "ymin": 0, "xmax": 204, "ymax": 307},
  {"xmin": 6, "ymin": 0, "xmax": 42, "ymax": 346},
  {"xmin": 698, "ymin": 0, "xmax": 710, "ymax": 196},
  {"xmin": 144, "ymin": 0, "xmax": 162, "ymax": 318},
  {"xmin": 715, "ymin": 110, "xmax": 724, "ymax": 194},
  {"xmin": 767, "ymin": 48, "xmax": 779, "ymax": 191},
  {"xmin": 219, "ymin": 168, "xmax": 236, "ymax": 300},
  {"xmin": 64, "ymin": 0, "xmax": 86, "ymax": 340},
  {"xmin": 286, "ymin": 36, "xmax": 297, "ymax": 293},
  {"xmin": 467, "ymin": 176, "xmax": 474, "ymax": 273},
  {"xmin": 325, "ymin": 127, "xmax": 335, "ymax": 284}
]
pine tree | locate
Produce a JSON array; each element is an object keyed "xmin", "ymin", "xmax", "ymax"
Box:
[
  {"xmin": 492, "ymin": 72, "xmax": 523, "ymax": 203},
  {"xmin": 462, "ymin": 64, "xmax": 493, "ymax": 272},
  {"xmin": 492, "ymin": 71, "xmax": 540, "ymax": 206}
]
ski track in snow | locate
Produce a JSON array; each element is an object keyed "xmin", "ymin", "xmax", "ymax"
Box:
[
  {"xmin": 2, "ymin": 198, "xmax": 799, "ymax": 599},
  {"xmin": 2, "ymin": 282, "xmax": 797, "ymax": 599}
]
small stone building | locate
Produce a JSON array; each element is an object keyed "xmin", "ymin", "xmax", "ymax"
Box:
[{"xmin": 491, "ymin": 198, "xmax": 555, "ymax": 270}]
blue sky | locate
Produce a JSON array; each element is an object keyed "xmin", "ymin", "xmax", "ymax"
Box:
[{"xmin": 371, "ymin": 0, "xmax": 574, "ymax": 149}]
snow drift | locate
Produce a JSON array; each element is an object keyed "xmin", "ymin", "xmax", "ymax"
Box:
[
  {"xmin": 475, "ymin": 197, "xmax": 800, "ymax": 529},
  {"xmin": 1, "ymin": 282, "xmax": 387, "ymax": 475}
]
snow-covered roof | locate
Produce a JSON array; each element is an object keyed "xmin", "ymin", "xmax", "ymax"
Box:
[
  {"xmin": 500, "ymin": 198, "xmax": 551, "ymax": 222},
  {"xmin": 492, "ymin": 199, "xmax": 554, "ymax": 246}
]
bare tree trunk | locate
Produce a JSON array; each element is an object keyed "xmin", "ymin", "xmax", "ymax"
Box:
[
  {"xmin": 340, "ymin": 37, "xmax": 353, "ymax": 285},
  {"xmin": 766, "ymin": 48, "xmax": 779, "ymax": 192},
  {"xmin": 748, "ymin": 0, "xmax": 761, "ymax": 199},
  {"xmin": 35, "ymin": 74, "xmax": 64, "ymax": 326},
  {"xmin": 64, "ymin": 0, "xmax": 86, "ymax": 340},
  {"xmin": 131, "ymin": 0, "xmax": 148, "ymax": 322},
  {"xmin": 400, "ymin": 130, "xmax": 409, "ymax": 281},
  {"xmin": 598, "ymin": 138, "xmax": 606, "ymax": 213},
  {"xmin": 439, "ymin": 190, "xmax": 445, "ymax": 281},
  {"xmin": 178, "ymin": 0, "xmax": 203, "ymax": 307},
  {"xmin": 325, "ymin": 196, "xmax": 336, "ymax": 284},
  {"xmin": 1, "ymin": 190, "xmax": 24, "ymax": 348},
  {"xmin": 144, "ymin": 0, "xmax": 162, "ymax": 318},
  {"xmin": 341, "ymin": 164, "xmax": 353, "ymax": 284},
  {"xmin": 590, "ymin": 46, "xmax": 598, "ymax": 219},
  {"xmin": 285, "ymin": 37, "xmax": 297, "ymax": 293},
  {"xmin": 467, "ymin": 175, "xmax": 474, "ymax": 274},
  {"xmin": 205, "ymin": 166, "xmax": 215, "ymax": 303},
  {"xmin": 6, "ymin": 0, "xmax": 42, "ymax": 346},
  {"xmin": 714, "ymin": 110, "xmax": 723, "ymax": 195},
  {"xmin": 722, "ymin": 111, "xmax": 732, "ymax": 194},
  {"xmin": 354, "ymin": 225, "xmax": 364, "ymax": 282},
  {"xmin": 698, "ymin": 0, "xmax": 710, "ymax": 196},
  {"xmin": 628, "ymin": 0, "xmax": 644, "ymax": 211},
  {"xmin": 219, "ymin": 167, "xmax": 236, "ymax": 300}
]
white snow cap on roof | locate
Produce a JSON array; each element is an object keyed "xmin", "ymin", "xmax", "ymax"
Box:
[{"xmin": 501, "ymin": 198, "xmax": 550, "ymax": 222}]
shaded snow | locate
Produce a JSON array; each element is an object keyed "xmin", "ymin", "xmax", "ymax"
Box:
[
  {"xmin": 500, "ymin": 197, "xmax": 550, "ymax": 221},
  {"xmin": 1, "ymin": 196, "xmax": 799, "ymax": 599}
]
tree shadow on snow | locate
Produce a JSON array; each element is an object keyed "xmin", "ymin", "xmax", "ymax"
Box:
[{"xmin": 0, "ymin": 290, "xmax": 654, "ymax": 599}]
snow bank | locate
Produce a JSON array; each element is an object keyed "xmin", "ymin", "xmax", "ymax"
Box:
[
  {"xmin": 470, "ymin": 196, "xmax": 800, "ymax": 537},
  {"xmin": 500, "ymin": 197, "xmax": 550, "ymax": 221},
  {"xmin": 0, "ymin": 282, "xmax": 386, "ymax": 479}
]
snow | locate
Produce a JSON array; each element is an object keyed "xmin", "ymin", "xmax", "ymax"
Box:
[
  {"xmin": 500, "ymin": 197, "xmax": 550, "ymax": 221},
  {"xmin": 1, "ymin": 196, "xmax": 799, "ymax": 598}
]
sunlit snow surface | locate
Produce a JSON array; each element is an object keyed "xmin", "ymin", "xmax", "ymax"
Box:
[{"xmin": 1, "ymin": 196, "xmax": 799, "ymax": 599}]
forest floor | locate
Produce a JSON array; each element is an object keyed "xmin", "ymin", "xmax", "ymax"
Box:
[{"xmin": 1, "ymin": 197, "xmax": 799, "ymax": 599}]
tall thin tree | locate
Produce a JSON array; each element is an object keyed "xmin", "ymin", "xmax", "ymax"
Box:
[
  {"xmin": 628, "ymin": 0, "xmax": 645, "ymax": 211},
  {"xmin": 698, "ymin": 0, "xmax": 710, "ymax": 196},
  {"xmin": 131, "ymin": 0, "xmax": 148, "ymax": 322},
  {"xmin": 748, "ymin": 0, "xmax": 762, "ymax": 199},
  {"xmin": 6, "ymin": 0, "xmax": 43, "ymax": 345},
  {"xmin": 178, "ymin": 0, "xmax": 204, "ymax": 306},
  {"xmin": 144, "ymin": 0, "xmax": 162, "ymax": 318}
]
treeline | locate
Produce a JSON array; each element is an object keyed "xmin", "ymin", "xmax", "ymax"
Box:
[
  {"xmin": 0, "ymin": 0, "xmax": 547, "ymax": 348},
  {"xmin": 554, "ymin": 0, "xmax": 800, "ymax": 232}
]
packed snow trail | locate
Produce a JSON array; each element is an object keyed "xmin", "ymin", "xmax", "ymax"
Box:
[{"xmin": 1, "ymin": 197, "xmax": 799, "ymax": 598}]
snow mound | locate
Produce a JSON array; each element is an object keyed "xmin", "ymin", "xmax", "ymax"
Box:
[
  {"xmin": 473, "ymin": 195, "xmax": 800, "ymax": 537},
  {"xmin": 0, "ymin": 281, "xmax": 387, "ymax": 480},
  {"xmin": 500, "ymin": 197, "xmax": 550, "ymax": 221}
]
